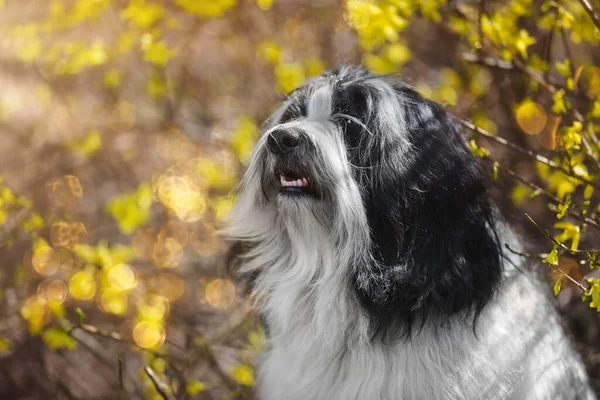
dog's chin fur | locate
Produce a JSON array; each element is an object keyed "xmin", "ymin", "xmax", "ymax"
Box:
[{"xmin": 223, "ymin": 66, "xmax": 596, "ymax": 400}]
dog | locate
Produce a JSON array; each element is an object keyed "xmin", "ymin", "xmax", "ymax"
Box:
[{"xmin": 224, "ymin": 66, "xmax": 596, "ymax": 400}]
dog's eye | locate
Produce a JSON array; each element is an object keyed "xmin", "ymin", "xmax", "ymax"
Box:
[{"xmin": 342, "ymin": 118, "xmax": 363, "ymax": 149}]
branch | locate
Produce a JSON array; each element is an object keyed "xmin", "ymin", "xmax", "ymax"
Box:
[
  {"xmin": 506, "ymin": 243, "xmax": 588, "ymax": 292},
  {"xmin": 577, "ymin": 0, "xmax": 600, "ymax": 32},
  {"xmin": 74, "ymin": 322, "xmax": 186, "ymax": 353},
  {"xmin": 118, "ymin": 357, "xmax": 125, "ymax": 400},
  {"xmin": 524, "ymin": 213, "xmax": 600, "ymax": 255},
  {"xmin": 460, "ymin": 119, "xmax": 600, "ymax": 190},
  {"xmin": 494, "ymin": 162, "xmax": 600, "ymax": 231},
  {"xmin": 144, "ymin": 366, "xmax": 174, "ymax": 400},
  {"xmin": 193, "ymin": 334, "xmax": 247, "ymax": 398}
]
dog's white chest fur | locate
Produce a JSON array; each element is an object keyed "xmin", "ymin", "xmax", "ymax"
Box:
[{"xmin": 258, "ymin": 263, "xmax": 592, "ymax": 400}]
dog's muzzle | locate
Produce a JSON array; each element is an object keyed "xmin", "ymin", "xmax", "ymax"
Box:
[{"xmin": 266, "ymin": 128, "xmax": 315, "ymax": 195}]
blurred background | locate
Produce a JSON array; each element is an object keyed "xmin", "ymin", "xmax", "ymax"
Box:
[{"xmin": 0, "ymin": 0, "xmax": 599, "ymax": 398}]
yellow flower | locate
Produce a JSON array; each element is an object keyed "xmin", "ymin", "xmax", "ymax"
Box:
[
  {"xmin": 258, "ymin": 41, "xmax": 281, "ymax": 64},
  {"xmin": 106, "ymin": 183, "xmax": 153, "ymax": 234},
  {"xmin": 103, "ymin": 69, "xmax": 122, "ymax": 88},
  {"xmin": 144, "ymin": 41, "xmax": 177, "ymax": 66},
  {"xmin": 514, "ymin": 29, "xmax": 536, "ymax": 59},
  {"xmin": 275, "ymin": 62, "xmax": 305, "ymax": 93},
  {"xmin": 232, "ymin": 116, "xmax": 259, "ymax": 164},
  {"xmin": 256, "ymin": 0, "xmax": 275, "ymax": 11},
  {"xmin": 122, "ymin": 0, "xmax": 164, "ymax": 28},
  {"xmin": 231, "ymin": 364, "xmax": 254, "ymax": 386},
  {"xmin": 175, "ymin": 0, "xmax": 237, "ymax": 18},
  {"xmin": 346, "ymin": 0, "xmax": 408, "ymax": 51}
]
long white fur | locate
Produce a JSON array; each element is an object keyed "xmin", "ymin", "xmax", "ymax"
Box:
[{"xmin": 224, "ymin": 67, "xmax": 596, "ymax": 400}]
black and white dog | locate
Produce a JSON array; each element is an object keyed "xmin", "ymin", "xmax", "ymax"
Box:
[{"xmin": 224, "ymin": 66, "xmax": 596, "ymax": 400}]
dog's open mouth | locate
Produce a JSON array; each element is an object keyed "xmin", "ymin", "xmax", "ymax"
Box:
[{"xmin": 278, "ymin": 172, "xmax": 313, "ymax": 194}]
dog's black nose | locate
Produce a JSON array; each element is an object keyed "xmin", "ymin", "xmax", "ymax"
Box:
[{"xmin": 267, "ymin": 129, "xmax": 299, "ymax": 154}]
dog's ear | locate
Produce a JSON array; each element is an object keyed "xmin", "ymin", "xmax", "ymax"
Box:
[{"xmin": 356, "ymin": 93, "xmax": 503, "ymax": 334}]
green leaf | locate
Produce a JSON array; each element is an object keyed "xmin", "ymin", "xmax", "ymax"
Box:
[
  {"xmin": 556, "ymin": 60, "xmax": 571, "ymax": 78},
  {"xmin": 75, "ymin": 307, "xmax": 85, "ymax": 324},
  {"xmin": 553, "ymin": 276, "xmax": 563, "ymax": 296},
  {"xmin": 556, "ymin": 194, "xmax": 572, "ymax": 219},
  {"xmin": 186, "ymin": 380, "xmax": 206, "ymax": 395},
  {"xmin": 587, "ymin": 278, "xmax": 600, "ymax": 311},
  {"xmin": 543, "ymin": 245, "xmax": 559, "ymax": 266},
  {"xmin": 231, "ymin": 364, "xmax": 254, "ymax": 386},
  {"xmin": 42, "ymin": 327, "xmax": 77, "ymax": 351},
  {"xmin": 0, "ymin": 336, "xmax": 11, "ymax": 351}
]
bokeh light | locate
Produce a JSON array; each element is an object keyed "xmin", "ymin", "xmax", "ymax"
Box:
[
  {"xmin": 204, "ymin": 278, "xmax": 236, "ymax": 310},
  {"xmin": 100, "ymin": 288, "xmax": 128, "ymax": 315},
  {"xmin": 146, "ymin": 273, "xmax": 186, "ymax": 302},
  {"xmin": 132, "ymin": 321, "xmax": 165, "ymax": 349},
  {"xmin": 153, "ymin": 237, "xmax": 183, "ymax": 268},
  {"xmin": 51, "ymin": 220, "xmax": 88, "ymax": 249},
  {"xmin": 32, "ymin": 246, "xmax": 60, "ymax": 276},
  {"xmin": 155, "ymin": 175, "xmax": 206, "ymax": 222},
  {"xmin": 107, "ymin": 263, "xmax": 137, "ymax": 291},
  {"xmin": 138, "ymin": 294, "xmax": 169, "ymax": 322},
  {"xmin": 47, "ymin": 175, "xmax": 83, "ymax": 207},
  {"xmin": 515, "ymin": 100, "xmax": 547, "ymax": 135},
  {"xmin": 38, "ymin": 279, "xmax": 68, "ymax": 304},
  {"xmin": 69, "ymin": 270, "xmax": 97, "ymax": 301}
]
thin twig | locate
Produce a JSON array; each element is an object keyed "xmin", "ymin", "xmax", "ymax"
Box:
[
  {"xmin": 495, "ymin": 162, "xmax": 600, "ymax": 231},
  {"xmin": 524, "ymin": 213, "xmax": 600, "ymax": 255},
  {"xmin": 118, "ymin": 357, "xmax": 125, "ymax": 400},
  {"xmin": 505, "ymin": 243, "xmax": 588, "ymax": 292},
  {"xmin": 462, "ymin": 53, "xmax": 593, "ymax": 101},
  {"xmin": 194, "ymin": 333, "xmax": 247, "ymax": 398},
  {"xmin": 144, "ymin": 366, "xmax": 174, "ymax": 400},
  {"xmin": 505, "ymin": 243, "xmax": 548, "ymax": 259},
  {"xmin": 460, "ymin": 119, "xmax": 600, "ymax": 190},
  {"xmin": 549, "ymin": 262, "xmax": 588, "ymax": 292},
  {"xmin": 74, "ymin": 322, "xmax": 186, "ymax": 353},
  {"xmin": 542, "ymin": 25, "xmax": 555, "ymax": 81}
]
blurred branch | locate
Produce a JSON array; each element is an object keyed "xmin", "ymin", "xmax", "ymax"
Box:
[
  {"xmin": 69, "ymin": 325, "xmax": 144, "ymax": 398},
  {"xmin": 577, "ymin": 0, "xmax": 600, "ymax": 32},
  {"xmin": 73, "ymin": 322, "xmax": 186, "ymax": 354},
  {"xmin": 144, "ymin": 366, "xmax": 174, "ymax": 400},
  {"xmin": 193, "ymin": 333, "xmax": 248, "ymax": 398},
  {"xmin": 118, "ymin": 357, "xmax": 125, "ymax": 400}
]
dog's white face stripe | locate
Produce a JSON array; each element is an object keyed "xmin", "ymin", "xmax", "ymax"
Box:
[{"xmin": 307, "ymin": 83, "xmax": 333, "ymax": 120}]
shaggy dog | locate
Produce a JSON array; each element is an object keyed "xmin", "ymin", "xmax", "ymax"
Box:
[{"xmin": 224, "ymin": 66, "xmax": 596, "ymax": 400}]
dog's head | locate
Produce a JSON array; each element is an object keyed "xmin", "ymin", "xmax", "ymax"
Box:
[{"xmin": 226, "ymin": 65, "xmax": 502, "ymax": 337}]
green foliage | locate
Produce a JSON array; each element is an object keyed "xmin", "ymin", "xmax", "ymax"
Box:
[
  {"xmin": 583, "ymin": 278, "xmax": 600, "ymax": 312},
  {"xmin": 42, "ymin": 327, "xmax": 77, "ymax": 351},
  {"xmin": 186, "ymin": 380, "xmax": 206, "ymax": 395},
  {"xmin": 230, "ymin": 364, "xmax": 254, "ymax": 386},
  {"xmin": 543, "ymin": 246, "xmax": 560, "ymax": 266},
  {"xmin": 106, "ymin": 184, "xmax": 153, "ymax": 234}
]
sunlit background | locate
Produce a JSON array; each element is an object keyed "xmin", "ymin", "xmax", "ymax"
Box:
[{"xmin": 0, "ymin": 0, "xmax": 599, "ymax": 398}]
